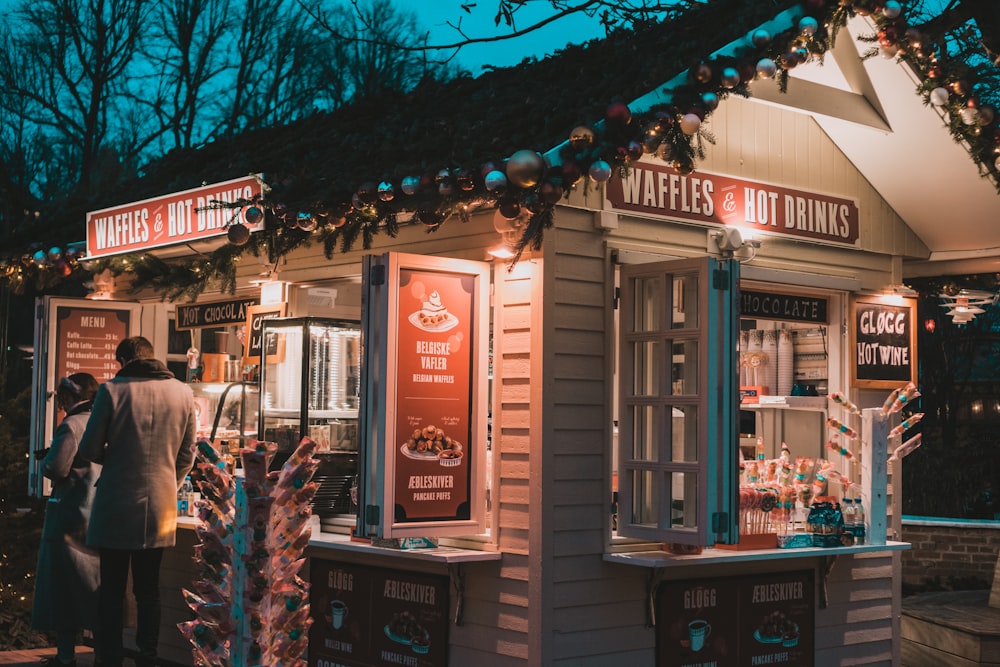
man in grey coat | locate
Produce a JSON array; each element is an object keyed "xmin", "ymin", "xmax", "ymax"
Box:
[{"xmin": 79, "ymin": 336, "xmax": 196, "ymax": 667}]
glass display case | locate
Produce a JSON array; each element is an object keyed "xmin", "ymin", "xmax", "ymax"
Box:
[
  {"xmin": 259, "ymin": 317, "xmax": 361, "ymax": 518},
  {"xmin": 191, "ymin": 381, "xmax": 260, "ymax": 447}
]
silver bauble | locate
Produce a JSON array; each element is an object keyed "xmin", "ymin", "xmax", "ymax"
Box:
[{"xmin": 506, "ymin": 150, "xmax": 545, "ymax": 188}]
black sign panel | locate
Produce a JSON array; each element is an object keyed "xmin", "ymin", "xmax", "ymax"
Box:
[
  {"xmin": 309, "ymin": 559, "xmax": 449, "ymax": 667},
  {"xmin": 657, "ymin": 570, "xmax": 815, "ymax": 667},
  {"xmin": 741, "ymin": 290, "xmax": 828, "ymax": 324},
  {"xmin": 175, "ymin": 298, "xmax": 255, "ymax": 329},
  {"xmin": 852, "ymin": 296, "xmax": 916, "ymax": 388}
]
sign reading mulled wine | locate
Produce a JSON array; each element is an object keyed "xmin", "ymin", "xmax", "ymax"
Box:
[
  {"xmin": 85, "ymin": 174, "xmax": 264, "ymax": 260},
  {"xmin": 378, "ymin": 254, "xmax": 488, "ymax": 538},
  {"xmin": 851, "ymin": 295, "xmax": 917, "ymax": 389},
  {"xmin": 606, "ymin": 161, "xmax": 859, "ymax": 246}
]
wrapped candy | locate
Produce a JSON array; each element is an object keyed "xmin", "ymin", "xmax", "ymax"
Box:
[
  {"xmin": 889, "ymin": 433, "xmax": 923, "ymax": 462},
  {"xmin": 780, "ymin": 442, "xmax": 791, "ymax": 462},
  {"xmin": 826, "ymin": 417, "xmax": 858, "ymax": 440},
  {"xmin": 889, "ymin": 412, "xmax": 924, "ymax": 439},
  {"xmin": 886, "ymin": 382, "xmax": 920, "ymax": 415},
  {"xmin": 826, "ymin": 439, "xmax": 853, "ymax": 459},
  {"xmin": 880, "ymin": 386, "xmax": 902, "ymax": 417},
  {"xmin": 827, "ymin": 392, "xmax": 861, "ymax": 415}
]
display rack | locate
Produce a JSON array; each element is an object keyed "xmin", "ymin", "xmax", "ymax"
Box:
[{"xmin": 179, "ymin": 438, "xmax": 319, "ymax": 666}]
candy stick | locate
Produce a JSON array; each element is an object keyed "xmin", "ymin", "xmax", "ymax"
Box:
[
  {"xmin": 888, "ymin": 382, "xmax": 920, "ymax": 415},
  {"xmin": 889, "ymin": 412, "xmax": 925, "ymax": 439},
  {"xmin": 826, "ymin": 417, "xmax": 858, "ymax": 439},
  {"xmin": 827, "ymin": 392, "xmax": 861, "ymax": 415},
  {"xmin": 826, "ymin": 439, "xmax": 853, "ymax": 459},
  {"xmin": 880, "ymin": 386, "xmax": 902, "ymax": 417},
  {"xmin": 889, "ymin": 433, "xmax": 923, "ymax": 462}
]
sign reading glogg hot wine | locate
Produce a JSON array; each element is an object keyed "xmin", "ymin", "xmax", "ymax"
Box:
[{"xmin": 377, "ymin": 253, "xmax": 489, "ymax": 538}]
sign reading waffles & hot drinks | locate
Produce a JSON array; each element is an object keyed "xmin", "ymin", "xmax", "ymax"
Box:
[
  {"xmin": 85, "ymin": 174, "xmax": 264, "ymax": 259},
  {"xmin": 606, "ymin": 161, "xmax": 859, "ymax": 246}
]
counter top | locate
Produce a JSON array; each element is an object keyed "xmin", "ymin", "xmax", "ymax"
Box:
[
  {"xmin": 179, "ymin": 516, "xmax": 500, "ymax": 565},
  {"xmin": 307, "ymin": 531, "xmax": 502, "ymax": 564},
  {"xmin": 604, "ymin": 540, "xmax": 910, "ymax": 567}
]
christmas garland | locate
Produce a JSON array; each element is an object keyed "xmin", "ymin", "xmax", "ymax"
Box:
[{"xmin": 3, "ymin": 0, "xmax": 999, "ymax": 299}]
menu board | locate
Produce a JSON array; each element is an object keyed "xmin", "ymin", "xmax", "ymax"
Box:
[
  {"xmin": 851, "ymin": 295, "xmax": 917, "ymax": 389},
  {"xmin": 54, "ymin": 304, "xmax": 133, "ymax": 383},
  {"xmin": 391, "ymin": 268, "xmax": 475, "ymax": 523},
  {"xmin": 309, "ymin": 559, "xmax": 449, "ymax": 667},
  {"xmin": 657, "ymin": 571, "xmax": 814, "ymax": 667}
]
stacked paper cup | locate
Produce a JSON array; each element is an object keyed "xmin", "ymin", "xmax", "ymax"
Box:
[
  {"xmin": 777, "ymin": 329, "xmax": 794, "ymax": 396},
  {"xmin": 746, "ymin": 329, "xmax": 763, "ymax": 386},
  {"xmin": 762, "ymin": 329, "xmax": 778, "ymax": 395}
]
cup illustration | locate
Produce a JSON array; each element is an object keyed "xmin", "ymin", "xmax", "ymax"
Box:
[
  {"xmin": 331, "ymin": 600, "xmax": 348, "ymax": 630},
  {"xmin": 688, "ymin": 619, "xmax": 711, "ymax": 652}
]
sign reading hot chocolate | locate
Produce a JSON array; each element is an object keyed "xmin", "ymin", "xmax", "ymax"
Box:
[
  {"xmin": 85, "ymin": 174, "xmax": 264, "ymax": 259},
  {"xmin": 606, "ymin": 162, "xmax": 859, "ymax": 246}
]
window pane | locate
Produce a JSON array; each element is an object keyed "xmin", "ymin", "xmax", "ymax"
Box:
[
  {"xmin": 670, "ymin": 340, "xmax": 698, "ymax": 395},
  {"xmin": 671, "ymin": 274, "xmax": 698, "ymax": 329},
  {"xmin": 632, "ymin": 276, "xmax": 662, "ymax": 332},
  {"xmin": 670, "ymin": 405, "xmax": 699, "ymax": 462},
  {"xmin": 632, "ymin": 340, "xmax": 661, "ymax": 396},
  {"xmin": 631, "ymin": 469, "xmax": 658, "ymax": 527},
  {"xmin": 631, "ymin": 404, "xmax": 659, "ymax": 462},
  {"xmin": 671, "ymin": 472, "xmax": 698, "ymax": 529}
]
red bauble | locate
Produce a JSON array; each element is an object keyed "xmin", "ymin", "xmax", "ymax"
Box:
[
  {"xmin": 605, "ymin": 102, "xmax": 632, "ymax": 127},
  {"xmin": 561, "ymin": 161, "xmax": 583, "ymax": 186},
  {"xmin": 227, "ymin": 223, "xmax": 251, "ymax": 245},
  {"xmin": 539, "ymin": 180, "xmax": 564, "ymax": 204},
  {"xmin": 497, "ymin": 195, "xmax": 521, "ymax": 219}
]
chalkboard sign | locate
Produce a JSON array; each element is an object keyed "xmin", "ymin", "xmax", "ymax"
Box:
[
  {"xmin": 851, "ymin": 296, "xmax": 917, "ymax": 389},
  {"xmin": 741, "ymin": 289, "xmax": 828, "ymax": 323},
  {"xmin": 244, "ymin": 304, "xmax": 285, "ymax": 365},
  {"xmin": 175, "ymin": 298, "xmax": 255, "ymax": 329}
]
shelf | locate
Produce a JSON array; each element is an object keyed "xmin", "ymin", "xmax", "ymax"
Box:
[
  {"xmin": 262, "ymin": 408, "xmax": 358, "ymax": 420},
  {"xmin": 742, "ymin": 397, "xmax": 827, "ymax": 411}
]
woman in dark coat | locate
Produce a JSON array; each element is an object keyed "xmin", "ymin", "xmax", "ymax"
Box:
[{"xmin": 32, "ymin": 373, "xmax": 101, "ymax": 667}]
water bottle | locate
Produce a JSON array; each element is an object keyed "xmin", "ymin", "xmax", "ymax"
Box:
[
  {"xmin": 853, "ymin": 497, "xmax": 866, "ymax": 545},
  {"xmin": 180, "ymin": 475, "xmax": 193, "ymax": 516},
  {"xmin": 841, "ymin": 498, "xmax": 856, "ymax": 544}
]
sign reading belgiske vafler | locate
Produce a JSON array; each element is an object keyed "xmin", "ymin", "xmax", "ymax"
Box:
[{"xmin": 605, "ymin": 161, "xmax": 859, "ymax": 247}]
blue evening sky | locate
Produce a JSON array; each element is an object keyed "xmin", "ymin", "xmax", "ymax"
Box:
[{"xmin": 406, "ymin": 1, "xmax": 609, "ymax": 73}]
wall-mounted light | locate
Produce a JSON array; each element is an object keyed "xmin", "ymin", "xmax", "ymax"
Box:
[
  {"xmin": 707, "ymin": 227, "xmax": 760, "ymax": 260},
  {"xmin": 489, "ymin": 208, "xmax": 529, "ymax": 260},
  {"xmin": 923, "ymin": 317, "xmax": 936, "ymax": 333}
]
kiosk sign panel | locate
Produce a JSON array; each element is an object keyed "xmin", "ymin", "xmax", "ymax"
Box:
[
  {"xmin": 85, "ymin": 174, "xmax": 264, "ymax": 259},
  {"xmin": 657, "ymin": 571, "xmax": 814, "ymax": 667},
  {"xmin": 309, "ymin": 559, "xmax": 449, "ymax": 667}
]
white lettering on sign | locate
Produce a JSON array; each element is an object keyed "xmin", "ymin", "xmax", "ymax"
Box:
[
  {"xmin": 90, "ymin": 207, "xmax": 150, "ymax": 251},
  {"xmin": 383, "ymin": 579, "xmax": 436, "ymax": 605},
  {"xmin": 859, "ymin": 309, "xmax": 906, "ymax": 336}
]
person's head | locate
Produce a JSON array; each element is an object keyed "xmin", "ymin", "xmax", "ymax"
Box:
[
  {"xmin": 116, "ymin": 335, "xmax": 155, "ymax": 367},
  {"xmin": 56, "ymin": 372, "xmax": 99, "ymax": 410}
]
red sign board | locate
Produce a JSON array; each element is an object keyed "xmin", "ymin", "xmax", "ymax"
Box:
[
  {"xmin": 85, "ymin": 174, "xmax": 264, "ymax": 259},
  {"xmin": 54, "ymin": 305, "xmax": 132, "ymax": 383},
  {"xmin": 309, "ymin": 559, "xmax": 450, "ymax": 667},
  {"xmin": 606, "ymin": 162, "xmax": 859, "ymax": 246},
  {"xmin": 392, "ymin": 268, "xmax": 475, "ymax": 523}
]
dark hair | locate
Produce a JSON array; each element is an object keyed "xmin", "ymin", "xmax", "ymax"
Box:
[
  {"xmin": 116, "ymin": 335, "xmax": 155, "ymax": 365},
  {"xmin": 56, "ymin": 372, "xmax": 99, "ymax": 408}
]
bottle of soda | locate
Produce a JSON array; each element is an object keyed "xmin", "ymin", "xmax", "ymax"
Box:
[
  {"xmin": 841, "ymin": 498, "xmax": 856, "ymax": 544},
  {"xmin": 853, "ymin": 497, "xmax": 866, "ymax": 545}
]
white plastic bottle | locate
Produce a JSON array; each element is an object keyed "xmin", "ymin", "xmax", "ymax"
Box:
[
  {"xmin": 853, "ymin": 497, "xmax": 866, "ymax": 545},
  {"xmin": 180, "ymin": 475, "xmax": 194, "ymax": 517}
]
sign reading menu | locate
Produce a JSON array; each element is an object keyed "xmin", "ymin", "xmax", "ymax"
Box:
[
  {"xmin": 308, "ymin": 559, "xmax": 449, "ymax": 667},
  {"xmin": 851, "ymin": 295, "xmax": 917, "ymax": 389},
  {"xmin": 657, "ymin": 571, "xmax": 815, "ymax": 667},
  {"xmin": 54, "ymin": 305, "xmax": 133, "ymax": 383},
  {"xmin": 392, "ymin": 268, "xmax": 475, "ymax": 523},
  {"xmin": 85, "ymin": 174, "xmax": 264, "ymax": 260}
]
